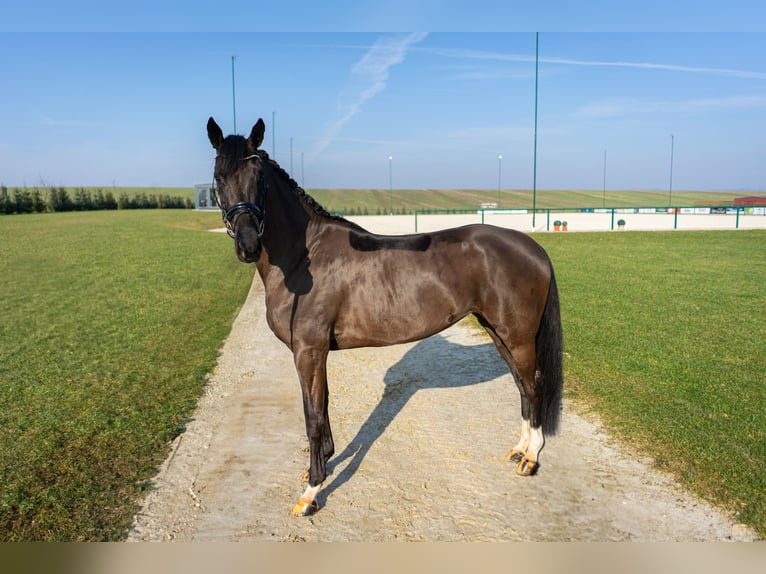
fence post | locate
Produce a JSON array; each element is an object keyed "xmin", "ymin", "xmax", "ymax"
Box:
[
  {"xmin": 611, "ymin": 208, "xmax": 615, "ymax": 230},
  {"xmin": 415, "ymin": 210, "xmax": 418, "ymax": 233},
  {"xmin": 674, "ymin": 208, "xmax": 678, "ymax": 230},
  {"xmin": 736, "ymin": 208, "xmax": 740, "ymax": 229}
]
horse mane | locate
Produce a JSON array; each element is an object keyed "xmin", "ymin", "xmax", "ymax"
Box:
[
  {"xmin": 259, "ymin": 150, "xmax": 359, "ymax": 228},
  {"xmin": 217, "ymin": 134, "xmax": 359, "ymax": 229}
]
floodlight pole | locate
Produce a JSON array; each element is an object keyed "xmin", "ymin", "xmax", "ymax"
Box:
[
  {"xmin": 498, "ymin": 155, "xmax": 502, "ymax": 207},
  {"xmin": 669, "ymin": 134, "xmax": 675, "ymax": 206},
  {"xmin": 603, "ymin": 149, "xmax": 607, "ymax": 207},
  {"xmin": 532, "ymin": 32, "xmax": 539, "ymax": 228},
  {"xmin": 388, "ymin": 156, "xmax": 393, "ymax": 214},
  {"xmin": 231, "ymin": 55, "xmax": 237, "ymax": 133}
]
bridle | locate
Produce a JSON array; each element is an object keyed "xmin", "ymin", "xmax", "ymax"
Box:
[{"xmin": 212, "ymin": 152, "xmax": 267, "ymax": 239}]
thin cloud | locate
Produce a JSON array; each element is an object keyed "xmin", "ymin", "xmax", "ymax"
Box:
[
  {"xmin": 311, "ymin": 32, "xmax": 428, "ymax": 156},
  {"xmin": 424, "ymin": 46, "xmax": 766, "ymax": 81}
]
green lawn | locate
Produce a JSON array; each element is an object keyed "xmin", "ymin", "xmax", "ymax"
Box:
[
  {"xmin": 0, "ymin": 208, "xmax": 763, "ymax": 539},
  {"xmin": 534, "ymin": 230, "xmax": 765, "ymax": 536},
  {"xmin": 0, "ymin": 210, "xmax": 254, "ymax": 540},
  {"xmin": 9, "ymin": 185, "xmax": 758, "ymax": 213}
]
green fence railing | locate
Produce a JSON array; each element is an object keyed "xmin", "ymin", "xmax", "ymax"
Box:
[{"xmin": 413, "ymin": 206, "xmax": 763, "ymax": 232}]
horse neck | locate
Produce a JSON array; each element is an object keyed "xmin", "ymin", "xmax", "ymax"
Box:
[{"xmin": 258, "ymin": 163, "xmax": 315, "ymax": 283}]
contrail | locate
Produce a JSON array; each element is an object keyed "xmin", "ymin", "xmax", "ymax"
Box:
[{"xmin": 312, "ymin": 32, "xmax": 428, "ymax": 156}]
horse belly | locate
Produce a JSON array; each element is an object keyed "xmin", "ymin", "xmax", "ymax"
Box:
[{"xmin": 332, "ymin": 263, "xmax": 472, "ymax": 349}]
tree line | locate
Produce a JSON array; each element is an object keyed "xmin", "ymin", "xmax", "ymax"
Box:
[{"xmin": 0, "ymin": 186, "xmax": 194, "ymax": 215}]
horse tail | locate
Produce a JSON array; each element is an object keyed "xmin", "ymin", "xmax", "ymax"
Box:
[{"xmin": 536, "ymin": 266, "xmax": 564, "ymax": 435}]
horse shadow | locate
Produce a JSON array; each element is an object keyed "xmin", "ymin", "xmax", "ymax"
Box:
[{"xmin": 318, "ymin": 332, "xmax": 510, "ymax": 506}]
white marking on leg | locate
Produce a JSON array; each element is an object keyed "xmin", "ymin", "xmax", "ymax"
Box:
[
  {"xmin": 292, "ymin": 482, "xmax": 321, "ymax": 516},
  {"xmin": 527, "ymin": 425, "xmax": 545, "ymax": 462},
  {"xmin": 510, "ymin": 419, "xmax": 531, "ymax": 454},
  {"xmin": 300, "ymin": 483, "xmax": 321, "ymax": 505}
]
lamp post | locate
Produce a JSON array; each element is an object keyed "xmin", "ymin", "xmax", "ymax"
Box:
[{"xmin": 497, "ymin": 155, "xmax": 502, "ymax": 207}]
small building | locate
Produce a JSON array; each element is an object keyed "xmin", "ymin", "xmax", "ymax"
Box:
[
  {"xmin": 194, "ymin": 183, "xmax": 217, "ymax": 210},
  {"xmin": 734, "ymin": 196, "xmax": 766, "ymax": 207}
]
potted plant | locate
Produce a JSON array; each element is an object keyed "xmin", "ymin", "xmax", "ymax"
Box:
[
  {"xmin": 553, "ymin": 219, "xmax": 561, "ymax": 231},
  {"xmin": 617, "ymin": 219, "xmax": 626, "ymax": 230},
  {"xmin": 562, "ymin": 221, "xmax": 568, "ymax": 231}
]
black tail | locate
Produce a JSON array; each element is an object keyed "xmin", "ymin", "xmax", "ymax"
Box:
[{"xmin": 536, "ymin": 267, "xmax": 564, "ymax": 435}]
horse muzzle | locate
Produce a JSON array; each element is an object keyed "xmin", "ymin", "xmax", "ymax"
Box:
[
  {"xmin": 235, "ymin": 224, "xmax": 263, "ymax": 263},
  {"xmin": 223, "ymin": 202, "xmax": 264, "ymax": 263}
]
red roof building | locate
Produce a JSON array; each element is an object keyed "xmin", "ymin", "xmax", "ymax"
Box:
[{"xmin": 734, "ymin": 196, "xmax": 766, "ymax": 206}]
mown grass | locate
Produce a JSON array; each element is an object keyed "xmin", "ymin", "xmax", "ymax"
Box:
[
  {"xmin": 533, "ymin": 230, "xmax": 765, "ymax": 537},
  {"xmin": 0, "ymin": 210, "xmax": 254, "ymax": 540},
  {"xmin": 15, "ymin": 186, "xmax": 756, "ymax": 212},
  {"xmin": 1, "ymin": 206, "xmax": 763, "ymax": 540},
  {"xmin": 307, "ymin": 188, "xmax": 752, "ymax": 213}
]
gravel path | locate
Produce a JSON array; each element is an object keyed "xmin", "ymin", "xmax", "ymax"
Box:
[{"xmin": 128, "ymin": 275, "xmax": 757, "ymax": 542}]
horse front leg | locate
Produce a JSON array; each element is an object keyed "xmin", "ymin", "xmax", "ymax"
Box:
[{"xmin": 291, "ymin": 344, "xmax": 332, "ymax": 517}]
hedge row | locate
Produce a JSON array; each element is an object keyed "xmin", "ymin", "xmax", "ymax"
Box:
[{"xmin": 0, "ymin": 186, "xmax": 193, "ymax": 215}]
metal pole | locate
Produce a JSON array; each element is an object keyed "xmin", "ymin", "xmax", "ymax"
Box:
[
  {"xmin": 290, "ymin": 137, "xmax": 294, "ymax": 175},
  {"xmin": 532, "ymin": 32, "xmax": 539, "ymax": 228},
  {"xmin": 301, "ymin": 152, "xmax": 305, "ymax": 187},
  {"xmin": 498, "ymin": 155, "xmax": 502, "ymax": 207},
  {"xmin": 272, "ymin": 111, "xmax": 276, "ymax": 158},
  {"xmin": 388, "ymin": 156, "xmax": 393, "ymax": 214},
  {"xmin": 602, "ymin": 149, "xmax": 607, "ymax": 208},
  {"xmin": 669, "ymin": 134, "xmax": 675, "ymax": 206},
  {"xmin": 231, "ymin": 55, "xmax": 237, "ymax": 133}
]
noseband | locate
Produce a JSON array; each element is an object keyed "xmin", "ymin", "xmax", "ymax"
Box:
[{"xmin": 213, "ymin": 153, "xmax": 267, "ymax": 239}]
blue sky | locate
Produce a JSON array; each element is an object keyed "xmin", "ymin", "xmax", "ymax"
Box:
[{"xmin": 1, "ymin": 4, "xmax": 765, "ymax": 191}]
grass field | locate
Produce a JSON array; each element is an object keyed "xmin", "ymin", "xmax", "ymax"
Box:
[
  {"xmin": 0, "ymin": 205, "xmax": 764, "ymax": 540},
  {"xmin": 20, "ymin": 186, "xmax": 762, "ymax": 213},
  {"xmin": 534, "ymin": 229, "xmax": 765, "ymax": 536},
  {"xmin": 0, "ymin": 210, "xmax": 254, "ymax": 540},
  {"xmin": 308, "ymin": 187, "xmax": 757, "ymax": 213}
]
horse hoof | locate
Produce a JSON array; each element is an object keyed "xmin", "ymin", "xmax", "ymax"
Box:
[
  {"xmin": 291, "ymin": 498, "xmax": 319, "ymax": 517},
  {"xmin": 516, "ymin": 458, "xmax": 538, "ymax": 476},
  {"xmin": 506, "ymin": 449, "xmax": 524, "ymax": 463}
]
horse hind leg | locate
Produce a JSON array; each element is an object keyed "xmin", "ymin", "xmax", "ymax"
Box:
[
  {"xmin": 504, "ymin": 358, "xmax": 545, "ymax": 476},
  {"xmin": 475, "ymin": 315, "xmax": 544, "ymax": 476}
]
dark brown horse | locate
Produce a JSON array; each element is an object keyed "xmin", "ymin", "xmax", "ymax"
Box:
[{"xmin": 207, "ymin": 117, "xmax": 563, "ymax": 516}]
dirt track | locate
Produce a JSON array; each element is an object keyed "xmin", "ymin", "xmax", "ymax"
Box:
[{"xmin": 128, "ymin": 271, "xmax": 757, "ymax": 542}]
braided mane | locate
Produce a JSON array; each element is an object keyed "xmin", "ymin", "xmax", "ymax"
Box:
[
  {"xmin": 216, "ymin": 134, "xmax": 353, "ymax": 226},
  {"xmin": 259, "ymin": 150, "xmax": 350, "ymax": 224}
]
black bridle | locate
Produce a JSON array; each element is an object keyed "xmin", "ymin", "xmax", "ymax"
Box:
[{"xmin": 212, "ymin": 152, "xmax": 267, "ymax": 239}]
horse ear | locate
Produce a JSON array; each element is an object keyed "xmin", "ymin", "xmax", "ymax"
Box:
[
  {"xmin": 207, "ymin": 117, "xmax": 224, "ymax": 150},
  {"xmin": 248, "ymin": 118, "xmax": 265, "ymax": 150}
]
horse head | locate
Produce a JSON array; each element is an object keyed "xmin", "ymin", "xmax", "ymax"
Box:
[{"xmin": 207, "ymin": 117, "xmax": 267, "ymax": 263}]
